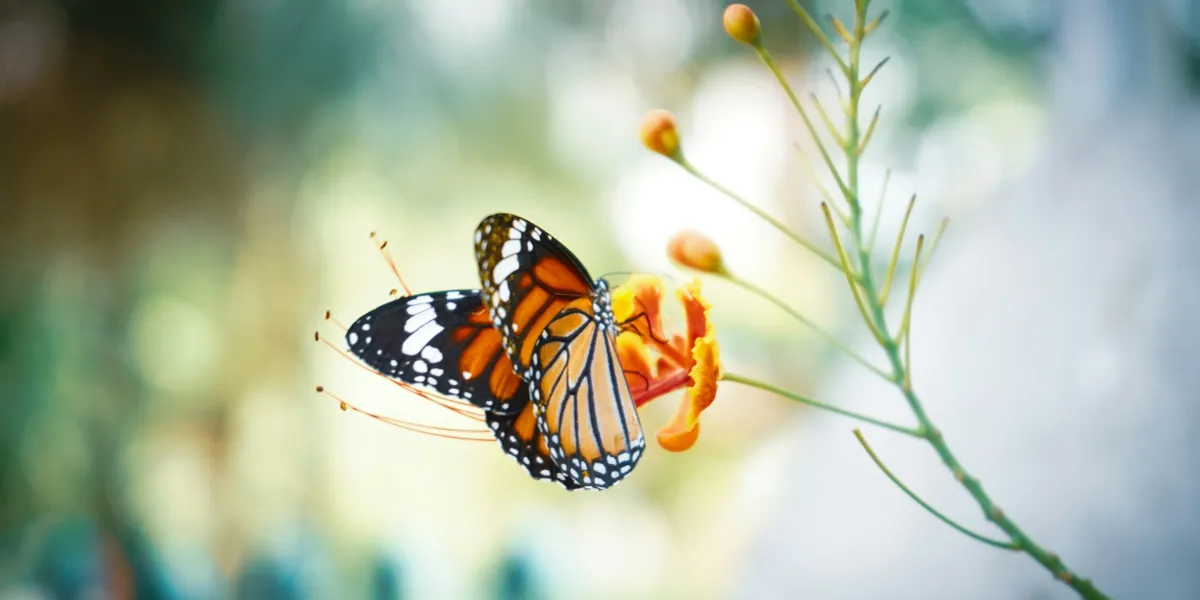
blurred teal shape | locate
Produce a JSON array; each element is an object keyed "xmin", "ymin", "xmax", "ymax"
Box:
[
  {"xmin": 32, "ymin": 517, "xmax": 103, "ymax": 600},
  {"xmin": 493, "ymin": 550, "xmax": 542, "ymax": 600},
  {"xmin": 369, "ymin": 552, "xmax": 407, "ymax": 600},
  {"xmin": 234, "ymin": 527, "xmax": 333, "ymax": 600}
]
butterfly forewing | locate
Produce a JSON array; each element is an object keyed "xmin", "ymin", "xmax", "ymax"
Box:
[
  {"xmin": 346, "ymin": 290, "xmax": 528, "ymax": 414},
  {"xmin": 474, "ymin": 214, "xmax": 595, "ymax": 376}
]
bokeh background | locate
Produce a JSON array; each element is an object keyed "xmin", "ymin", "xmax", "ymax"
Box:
[{"xmin": 3, "ymin": 0, "xmax": 1200, "ymax": 598}]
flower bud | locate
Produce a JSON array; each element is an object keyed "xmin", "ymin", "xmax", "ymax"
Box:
[
  {"xmin": 723, "ymin": 4, "xmax": 761, "ymax": 45},
  {"xmin": 639, "ymin": 109, "xmax": 681, "ymax": 160},
  {"xmin": 668, "ymin": 230, "xmax": 726, "ymax": 274}
]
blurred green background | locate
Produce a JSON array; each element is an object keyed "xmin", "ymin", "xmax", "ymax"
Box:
[{"xmin": 2, "ymin": 0, "xmax": 1199, "ymax": 598}]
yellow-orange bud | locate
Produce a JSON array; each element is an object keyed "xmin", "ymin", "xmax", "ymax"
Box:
[
  {"xmin": 639, "ymin": 109, "xmax": 681, "ymax": 160},
  {"xmin": 723, "ymin": 4, "xmax": 761, "ymax": 45},
  {"xmin": 668, "ymin": 230, "xmax": 726, "ymax": 274}
]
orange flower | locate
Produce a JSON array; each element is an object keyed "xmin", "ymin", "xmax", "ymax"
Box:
[{"xmin": 611, "ymin": 275, "xmax": 722, "ymax": 452}]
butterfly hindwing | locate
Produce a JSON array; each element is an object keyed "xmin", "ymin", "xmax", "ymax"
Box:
[
  {"xmin": 487, "ymin": 401, "xmax": 581, "ymax": 491},
  {"xmin": 346, "ymin": 289, "xmax": 528, "ymax": 414}
]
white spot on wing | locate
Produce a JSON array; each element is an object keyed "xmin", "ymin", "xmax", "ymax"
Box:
[
  {"xmin": 413, "ymin": 360, "xmax": 428, "ymax": 373},
  {"xmin": 348, "ymin": 332, "xmax": 359, "ymax": 345},
  {"xmin": 513, "ymin": 219, "xmax": 527, "ymax": 232},
  {"xmin": 492, "ymin": 255, "xmax": 520, "ymax": 284},
  {"xmin": 401, "ymin": 322, "xmax": 443, "ymax": 355},
  {"xmin": 403, "ymin": 309, "xmax": 436, "ymax": 333},
  {"xmin": 420, "ymin": 345, "xmax": 444, "ymax": 363},
  {"xmin": 498, "ymin": 282, "xmax": 510, "ymax": 302},
  {"xmin": 446, "ymin": 302, "xmax": 456, "ymax": 310},
  {"xmin": 501, "ymin": 239, "xmax": 521, "ymax": 257}
]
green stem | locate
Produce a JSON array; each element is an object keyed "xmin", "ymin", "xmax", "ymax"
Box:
[
  {"xmin": 678, "ymin": 159, "xmax": 842, "ymax": 270},
  {"xmin": 725, "ymin": 274, "xmax": 892, "ymax": 382},
  {"xmin": 829, "ymin": 3, "xmax": 1113, "ymax": 598},
  {"xmin": 852, "ymin": 429, "xmax": 1018, "ymax": 550},
  {"xmin": 722, "ymin": 373, "xmax": 921, "ymax": 438},
  {"xmin": 751, "ymin": 43, "xmax": 853, "ymax": 204}
]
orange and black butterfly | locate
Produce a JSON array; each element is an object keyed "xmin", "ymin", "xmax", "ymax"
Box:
[
  {"xmin": 347, "ymin": 213, "xmax": 644, "ymax": 491},
  {"xmin": 475, "ymin": 213, "xmax": 645, "ymax": 489}
]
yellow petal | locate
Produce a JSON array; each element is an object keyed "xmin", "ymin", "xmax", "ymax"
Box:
[
  {"xmin": 612, "ymin": 275, "xmax": 666, "ymax": 339},
  {"xmin": 684, "ymin": 334, "xmax": 721, "ymax": 429},
  {"xmin": 619, "ymin": 331, "xmax": 657, "ymax": 381}
]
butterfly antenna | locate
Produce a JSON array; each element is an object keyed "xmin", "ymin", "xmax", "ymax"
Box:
[
  {"xmin": 312, "ymin": 330, "xmax": 485, "ymax": 422},
  {"xmin": 324, "ymin": 310, "xmax": 349, "ymax": 333},
  {"xmin": 370, "ymin": 231, "xmax": 413, "ymax": 296},
  {"xmin": 598, "ymin": 269, "xmax": 682, "ymax": 287},
  {"xmin": 315, "ymin": 386, "xmax": 492, "ymax": 441},
  {"xmin": 623, "ymin": 369, "xmax": 651, "ymax": 393},
  {"xmin": 617, "ymin": 304, "xmax": 670, "ymax": 346}
]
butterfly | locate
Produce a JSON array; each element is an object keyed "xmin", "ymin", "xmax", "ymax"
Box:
[
  {"xmin": 475, "ymin": 213, "xmax": 645, "ymax": 489},
  {"xmin": 346, "ymin": 213, "xmax": 644, "ymax": 491}
]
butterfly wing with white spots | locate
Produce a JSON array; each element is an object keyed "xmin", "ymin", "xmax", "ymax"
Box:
[
  {"xmin": 487, "ymin": 401, "xmax": 581, "ymax": 490},
  {"xmin": 474, "ymin": 213, "xmax": 596, "ymax": 377},
  {"xmin": 346, "ymin": 290, "xmax": 528, "ymax": 414},
  {"xmin": 474, "ymin": 214, "xmax": 645, "ymax": 490}
]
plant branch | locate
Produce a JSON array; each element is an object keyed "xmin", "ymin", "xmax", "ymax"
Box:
[
  {"xmin": 798, "ymin": 2, "xmax": 1113, "ymax": 597},
  {"xmin": 751, "ymin": 43, "xmax": 853, "ymax": 202},
  {"xmin": 705, "ymin": 1, "xmax": 1115, "ymax": 596},
  {"xmin": 821, "ymin": 203, "xmax": 886, "ymax": 345},
  {"xmin": 897, "ymin": 217, "xmax": 948, "ymax": 343},
  {"xmin": 722, "ymin": 373, "xmax": 921, "ymax": 437},
  {"xmin": 793, "ymin": 144, "xmax": 852, "ymax": 228},
  {"xmin": 677, "ymin": 159, "xmax": 842, "ymax": 271},
  {"xmin": 866, "ymin": 168, "xmax": 890, "ymax": 254},
  {"xmin": 879, "ymin": 193, "xmax": 916, "ymax": 307},
  {"xmin": 724, "ymin": 273, "xmax": 892, "ymax": 382},
  {"xmin": 852, "ymin": 429, "xmax": 1018, "ymax": 550},
  {"xmin": 783, "ymin": 0, "xmax": 850, "ymax": 77},
  {"xmin": 812, "ymin": 93, "xmax": 848, "ymax": 150}
]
